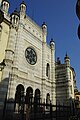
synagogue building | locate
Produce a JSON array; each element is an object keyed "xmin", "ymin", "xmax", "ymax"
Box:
[{"xmin": 0, "ymin": 0, "xmax": 76, "ymax": 118}]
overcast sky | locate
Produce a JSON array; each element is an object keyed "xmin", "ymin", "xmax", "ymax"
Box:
[{"xmin": 8, "ymin": 0, "xmax": 80, "ymax": 90}]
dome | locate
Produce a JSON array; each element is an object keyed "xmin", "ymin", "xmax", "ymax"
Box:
[
  {"xmin": 11, "ymin": 9, "xmax": 20, "ymax": 17},
  {"xmin": 50, "ymin": 38, "xmax": 55, "ymax": 44},
  {"xmin": 64, "ymin": 53, "xmax": 70, "ymax": 60},
  {"xmin": 20, "ymin": 0, "xmax": 26, "ymax": 6},
  {"xmin": 42, "ymin": 22, "xmax": 47, "ymax": 26},
  {"xmin": 2, "ymin": 0, "xmax": 10, "ymax": 4}
]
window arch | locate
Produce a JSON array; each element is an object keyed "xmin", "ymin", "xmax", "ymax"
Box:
[
  {"xmin": 15, "ymin": 84, "xmax": 24, "ymax": 103},
  {"xmin": 46, "ymin": 93, "xmax": 50, "ymax": 109},
  {"xmin": 46, "ymin": 63, "xmax": 50, "ymax": 79},
  {"xmin": 34, "ymin": 89, "xmax": 40, "ymax": 103},
  {"xmin": 46, "ymin": 93, "xmax": 50, "ymax": 104},
  {"xmin": 15, "ymin": 84, "xmax": 24, "ymax": 112},
  {"xmin": 26, "ymin": 87, "xmax": 33, "ymax": 105},
  {"xmin": 76, "ymin": 96, "xmax": 79, "ymax": 101}
]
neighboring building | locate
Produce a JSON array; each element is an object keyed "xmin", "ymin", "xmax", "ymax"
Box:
[
  {"xmin": 74, "ymin": 82, "xmax": 80, "ymax": 108},
  {"xmin": 55, "ymin": 55, "xmax": 76, "ymax": 104},
  {"xmin": 75, "ymin": 91, "xmax": 80, "ymax": 108},
  {"xmin": 0, "ymin": 0, "xmax": 78, "ymax": 119}
]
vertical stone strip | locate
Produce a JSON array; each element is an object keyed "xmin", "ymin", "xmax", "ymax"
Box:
[
  {"xmin": 0, "ymin": 26, "xmax": 16, "ymax": 111},
  {"xmin": 64, "ymin": 54, "xmax": 71, "ymax": 101},
  {"xmin": 50, "ymin": 39, "xmax": 56, "ymax": 105},
  {"xmin": 41, "ymin": 22, "xmax": 47, "ymax": 102}
]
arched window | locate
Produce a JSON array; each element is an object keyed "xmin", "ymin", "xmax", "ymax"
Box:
[
  {"xmin": 75, "ymin": 96, "xmax": 79, "ymax": 108},
  {"xmin": 76, "ymin": 96, "xmax": 79, "ymax": 101},
  {"xmin": 46, "ymin": 63, "xmax": 50, "ymax": 79},
  {"xmin": 34, "ymin": 89, "xmax": 40, "ymax": 103},
  {"xmin": 26, "ymin": 87, "xmax": 33, "ymax": 105},
  {"xmin": 46, "ymin": 93, "xmax": 50, "ymax": 109},
  {"xmin": 46, "ymin": 93, "xmax": 50, "ymax": 104},
  {"xmin": 15, "ymin": 84, "xmax": 24, "ymax": 112}
]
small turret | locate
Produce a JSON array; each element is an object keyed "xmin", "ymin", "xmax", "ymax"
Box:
[
  {"xmin": 42, "ymin": 22, "xmax": 47, "ymax": 34},
  {"xmin": 57, "ymin": 57, "xmax": 61, "ymax": 64},
  {"xmin": 42, "ymin": 22, "xmax": 47, "ymax": 42},
  {"xmin": 1, "ymin": 0, "xmax": 10, "ymax": 13},
  {"xmin": 64, "ymin": 53, "xmax": 70, "ymax": 67},
  {"xmin": 20, "ymin": 0, "xmax": 26, "ymax": 17},
  {"xmin": 50, "ymin": 38, "xmax": 55, "ymax": 50},
  {"xmin": 10, "ymin": 9, "xmax": 20, "ymax": 28}
]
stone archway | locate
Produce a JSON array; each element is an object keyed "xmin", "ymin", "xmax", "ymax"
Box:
[
  {"xmin": 46, "ymin": 93, "xmax": 50, "ymax": 109},
  {"xmin": 26, "ymin": 87, "xmax": 33, "ymax": 105},
  {"xmin": 34, "ymin": 89, "xmax": 40, "ymax": 103},
  {"xmin": 46, "ymin": 93, "xmax": 50, "ymax": 104},
  {"xmin": 15, "ymin": 84, "xmax": 24, "ymax": 112}
]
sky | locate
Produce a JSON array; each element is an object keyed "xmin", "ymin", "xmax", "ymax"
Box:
[{"xmin": 8, "ymin": 0, "xmax": 80, "ymax": 90}]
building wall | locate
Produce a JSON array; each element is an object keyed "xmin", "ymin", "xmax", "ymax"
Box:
[
  {"xmin": 0, "ymin": 1, "xmax": 56, "ymax": 113},
  {"xmin": 69, "ymin": 68, "xmax": 75, "ymax": 99},
  {"xmin": 0, "ymin": 20, "xmax": 10, "ymax": 109},
  {"xmin": 0, "ymin": 0, "xmax": 2, "ymax": 4},
  {"xmin": 0, "ymin": 0, "xmax": 76, "ymax": 115},
  {"xmin": 56, "ymin": 64, "xmax": 67, "ymax": 104},
  {"xmin": 0, "ymin": 22, "xmax": 9, "ymax": 63},
  {"xmin": 75, "ymin": 91, "xmax": 80, "ymax": 108},
  {"xmin": 56, "ymin": 58, "xmax": 75, "ymax": 104}
]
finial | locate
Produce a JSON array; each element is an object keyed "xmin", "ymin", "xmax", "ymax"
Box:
[
  {"xmin": 57, "ymin": 57, "xmax": 61, "ymax": 64},
  {"xmin": 42, "ymin": 22, "xmax": 46, "ymax": 26},
  {"xmin": 65, "ymin": 52, "xmax": 68, "ymax": 57},
  {"xmin": 2, "ymin": 0, "xmax": 10, "ymax": 4},
  {"xmin": 50, "ymin": 38, "xmax": 55, "ymax": 49},
  {"xmin": 64, "ymin": 52, "xmax": 70, "ymax": 59},
  {"xmin": 11, "ymin": 8, "xmax": 19, "ymax": 17},
  {"xmin": 42, "ymin": 21, "xmax": 47, "ymax": 34},
  {"xmin": 50, "ymin": 38, "xmax": 54, "ymax": 43},
  {"xmin": 20, "ymin": 0, "xmax": 26, "ymax": 6}
]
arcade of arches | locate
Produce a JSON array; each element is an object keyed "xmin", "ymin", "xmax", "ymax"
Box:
[{"xmin": 14, "ymin": 84, "xmax": 50, "ymax": 112}]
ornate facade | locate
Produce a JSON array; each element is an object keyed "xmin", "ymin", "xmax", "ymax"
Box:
[
  {"xmin": 0, "ymin": 0, "xmax": 56, "ymax": 116},
  {"xmin": 0, "ymin": 0, "xmax": 76, "ymax": 118}
]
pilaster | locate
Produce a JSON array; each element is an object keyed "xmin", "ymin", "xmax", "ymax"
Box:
[
  {"xmin": 41, "ymin": 22, "xmax": 47, "ymax": 102},
  {"xmin": 50, "ymin": 39, "xmax": 56, "ymax": 105},
  {"xmin": 0, "ymin": 25, "xmax": 17, "ymax": 111},
  {"xmin": 66, "ymin": 66, "xmax": 71, "ymax": 99},
  {"xmin": 64, "ymin": 54, "xmax": 71, "ymax": 100}
]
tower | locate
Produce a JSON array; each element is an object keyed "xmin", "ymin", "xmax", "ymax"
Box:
[
  {"xmin": 42, "ymin": 22, "xmax": 47, "ymax": 42},
  {"xmin": 50, "ymin": 39, "xmax": 56, "ymax": 105},
  {"xmin": 64, "ymin": 53, "xmax": 74, "ymax": 101},
  {"xmin": 0, "ymin": 8, "xmax": 20, "ymax": 117},
  {"xmin": 10, "ymin": 9, "xmax": 20, "ymax": 28},
  {"xmin": 41, "ymin": 22, "xmax": 47, "ymax": 102},
  {"xmin": 64, "ymin": 53, "xmax": 71, "ymax": 98},
  {"xmin": 1, "ymin": 0, "xmax": 10, "ymax": 14},
  {"xmin": 64, "ymin": 53, "xmax": 70, "ymax": 67},
  {"xmin": 20, "ymin": 0, "xmax": 26, "ymax": 19}
]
